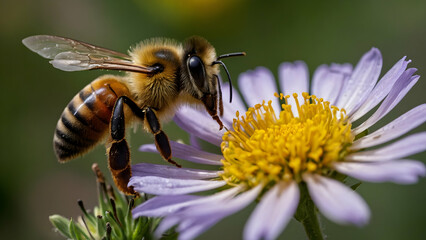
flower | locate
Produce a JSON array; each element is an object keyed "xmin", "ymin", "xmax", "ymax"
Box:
[{"xmin": 130, "ymin": 48, "xmax": 426, "ymax": 240}]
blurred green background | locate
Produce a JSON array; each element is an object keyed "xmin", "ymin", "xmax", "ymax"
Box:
[{"xmin": 1, "ymin": 0, "xmax": 425, "ymax": 239}]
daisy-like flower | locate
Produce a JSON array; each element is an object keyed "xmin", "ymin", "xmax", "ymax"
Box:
[{"xmin": 130, "ymin": 48, "xmax": 426, "ymax": 240}]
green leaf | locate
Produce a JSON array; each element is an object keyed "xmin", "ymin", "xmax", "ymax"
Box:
[
  {"xmin": 132, "ymin": 218, "xmax": 148, "ymax": 240},
  {"xmin": 49, "ymin": 214, "xmax": 72, "ymax": 239},
  {"xmin": 97, "ymin": 215, "xmax": 106, "ymax": 237},
  {"xmin": 124, "ymin": 199, "xmax": 135, "ymax": 238},
  {"xmin": 69, "ymin": 218, "xmax": 90, "ymax": 240},
  {"xmin": 105, "ymin": 211, "xmax": 123, "ymax": 239},
  {"xmin": 114, "ymin": 190, "xmax": 128, "ymax": 213},
  {"xmin": 69, "ymin": 218, "xmax": 82, "ymax": 240},
  {"xmin": 98, "ymin": 184, "xmax": 109, "ymax": 215}
]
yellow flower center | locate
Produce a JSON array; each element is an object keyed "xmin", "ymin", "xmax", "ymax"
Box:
[{"xmin": 220, "ymin": 93, "xmax": 354, "ymax": 187}]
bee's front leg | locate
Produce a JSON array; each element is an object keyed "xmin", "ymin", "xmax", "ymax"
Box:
[
  {"xmin": 107, "ymin": 96, "xmax": 143, "ymax": 195},
  {"xmin": 144, "ymin": 107, "xmax": 181, "ymax": 168},
  {"xmin": 201, "ymin": 92, "xmax": 224, "ymax": 130}
]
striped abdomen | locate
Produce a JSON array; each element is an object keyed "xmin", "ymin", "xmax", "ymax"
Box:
[{"xmin": 54, "ymin": 75, "xmax": 131, "ymax": 162}]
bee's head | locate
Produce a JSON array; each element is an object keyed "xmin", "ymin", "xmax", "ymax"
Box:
[
  {"xmin": 183, "ymin": 36, "xmax": 245, "ymax": 103},
  {"xmin": 183, "ymin": 36, "xmax": 218, "ymax": 97}
]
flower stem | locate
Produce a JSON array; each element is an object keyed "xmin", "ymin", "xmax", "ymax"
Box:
[{"xmin": 295, "ymin": 183, "xmax": 324, "ymax": 240}]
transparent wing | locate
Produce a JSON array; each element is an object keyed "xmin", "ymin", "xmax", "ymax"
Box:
[{"xmin": 22, "ymin": 35, "xmax": 155, "ymax": 73}]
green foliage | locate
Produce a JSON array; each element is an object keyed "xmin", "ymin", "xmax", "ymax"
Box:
[{"xmin": 49, "ymin": 164, "xmax": 175, "ymax": 240}]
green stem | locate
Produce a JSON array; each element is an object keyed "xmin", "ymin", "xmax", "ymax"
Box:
[{"xmin": 294, "ymin": 183, "xmax": 324, "ymax": 240}]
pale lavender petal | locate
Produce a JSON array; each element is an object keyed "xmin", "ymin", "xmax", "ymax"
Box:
[
  {"xmin": 153, "ymin": 186, "xmax": 243, "ymax": 238},
  {"xmin": 279, "ymin": 61, "xmax": 309, "ymax": 114},
  {"xmin": 353, "ymin": 69, "xmax": 419, "ymax": 134},
  {"xmin": 179, "ymin": 185, "xmax": 261, "ymax": 240},
  {"xmin": 336, "ymin": 48, "xmax": 382, "ymax": 113},
  {"xmin": 138, "ymin": 186, "xmax": 247, "ymax": 219},
  {"xmin": 349, "ymin": 57, "xmax": 410, "ymax": 120},
  {"xmin": 174, "ymin": 105, "xmax": 225, "ymax": 146},
  {"xmin": 333, "ymin": 160, "xmax": 426, "ymax": 184},
  {"xmin": 155, "ymin": 185, "xmax": 261, "ymax": 240},
  {"xmin": 156, "ymin": 215, "xmax": 182, "ymax": 238},
  {"xmin": 244, "ymin": 181, "xmax": 299, "ymax": 240},
  {"xmin": 221, "ymin": 82, "xmax": 247, "ymax": 123},
  {"xmin": 132, "ymin": 163, "xmax": 220, "ymax": 179},
  {"xmin": 352, "ymin": 104, "xmax": 426, "ymax": 149},
  {"xmin": 183, "ymin": 184, "xmax": 261, "ymax": 216},
  {"xmin": 158, "ymin": 212, "xmax": 217, "ymax": 240},
  {"xmin": 177, "ymin": 217, "xmax": 219, "ymax": 240},
  {"xmin": 347, "ymin": 132, "xmax": 426, "ymax": 162},
  {"xmin": 303, "ymin": 174, "xmax": 370, "ymax": 226},
  {"xmin": 330, "ymin": 63, "xmax": 353, "ymax": 75},
  {"xmin": 133, "ymin": 195, "xmax": 201, "ymax": 217},
  {"xmin": 222, "ymin": 82, "xmax": 246, "ymax": 111},
  {"xmin": 311, "ymin": 64, "xmax": 328, "ymax": 96},
  {"xmin": 189, "ymin": 134, "xmax": 202, "ymax": 149},
  {"xmin": 129, "ymin": 176, "xmax": 226, "ymax": 195},
  {"xmin": 139, "ymin": 141, "xmax": 223, "ymax": 165},
  {"xmin": 238, "ymin": 67, "xmax": 280, "ymax": 111},
  {"xmin": 279, "ymin": 61, "xmax": 309, "ymax": 94},
  {"xmin": 311, "ymin": 63, "xmax": 351, "ymax": 105}
]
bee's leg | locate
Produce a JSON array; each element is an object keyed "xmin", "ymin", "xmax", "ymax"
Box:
[
  {"xmin": 201, "ymin": 93, "xmax": 223, "ymax": 130},
  {"xmin": 216, "ymin": 75, "xmax": 224, "ymax": 117},
  {"xmin": 108, "ymin": 96, "xmax": 144, "ymax": 195},
  {"xmin": 144, "ymin": 107, "xmax": 181, "ymax": 168}
]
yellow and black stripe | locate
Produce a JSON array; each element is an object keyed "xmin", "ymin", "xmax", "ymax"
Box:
[{"xmin": 53, "ymin": 76, "xmax": 130, "ymax": 162}]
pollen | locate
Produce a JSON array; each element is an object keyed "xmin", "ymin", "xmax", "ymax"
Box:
[{"xmin": 220, "ymin": 93, "xmax": 354, "ymax": 187}]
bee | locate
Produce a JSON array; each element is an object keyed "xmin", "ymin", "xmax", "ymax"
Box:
[{"xmin": 23, "ymin": 35, "xmax": 245, "ymax": 195}]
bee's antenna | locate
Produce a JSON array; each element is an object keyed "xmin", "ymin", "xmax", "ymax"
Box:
[
  {"xmin": 213, "ymin": 52, "xmax": 245, "ymax": 103},
  {"xmin": 217, "ymin": 52, "xmax": 246, "ymax": 60},
  {"xmin": 212, "ymin": 60, "xmax": 233, "ymax": 103}
]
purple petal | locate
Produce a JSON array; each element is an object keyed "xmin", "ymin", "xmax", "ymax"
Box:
[
  {"xmin": 221, "ymin": 82, "xmax": 247, "ymax": 124},
  {"xmin": 349, "ymin": 57, "xmax": 410, "ymax": 120},
  {"xmin": 189, "ymin": 134, "xmax": 202, "ymax": 149},
  {"xmin": 132, "ymin": 163, "xmax": 220, "ymax": 179},
  {"xmin": 179, "ymin": 185, "xmax": 261, "ymax": 240},
  {"xmin": 353, "ymin": 68, "xmax": 419, "ymax": 134},
  {"xmin": 154, "ymin": 186, "xmax": 244, "ymax": 238},
  {"xmin": 155, "ymin": 185, "xmax": 261, "ymax": 240},
  {"xmin": 352, "ymin": 104, "xmax": 426, "ymax": 149},
  {"xmin": 278, "ymin": 61, "xmax": 309, "ymax": 116},
  {"xmin": 333, "ymin": 160, "xmax": 426, "ymax": 184},
  {"xmin": 133, "ymin": 195, "xmax": 201, "ymax": 217},
  {"xmin": 244, "ymin": 181, "xmax": 299, "ymax": 240},
  {"xmin": 129, "ymin": 176, "xmax": 226, "ymax": 195},
  {"xmin": 139, "ymin": 141, "xmax": 223, "ymax": 165},
  {"xmin": 174, "ymin": 105, "xmax": 224, "ymax": 146},
  {"xmin": 311, "ymin": 63, "xmax": 351, "ymax": 105},
  {"xmin": 346, "ymin": 132, "xmax": 426, "ymax": 162},
  {"xmin": 336, "ymin": 48, "xmax": 382, "ymax": 113},
  {"xmin": 177, "ymin": 217, "xmax": 220, "ymax": 240},
  {"xmin": 238, "ymin": 67, "xmax": 281, "ymax": 111},
  {"xmin": 303, "ymin": 174, "xmax": 370, "ymax": 226},
  {"xmin": 279, "ymin": 61, "xmax": 309, "ymax": 95},
  {"xmin": 181, "ymin": 184, "xmax": 261, "ymax": 216},
  {"xmin": 139, "ymin": 186, "xmax": 243, "ymax": 219}
]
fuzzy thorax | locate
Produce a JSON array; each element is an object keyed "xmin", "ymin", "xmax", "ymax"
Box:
[{"xmin": 127, "ymin": 39, "xmax": 183, "ymax": 118}]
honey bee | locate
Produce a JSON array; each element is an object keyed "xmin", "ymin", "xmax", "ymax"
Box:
[{"xmin": 23, "ymin": 35, "xmax": 245, "ymax": 195}]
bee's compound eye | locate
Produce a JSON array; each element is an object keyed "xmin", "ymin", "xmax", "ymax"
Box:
[{"xmin": 188, "ymin": 56, "xmax": 206, "ymax": 89}]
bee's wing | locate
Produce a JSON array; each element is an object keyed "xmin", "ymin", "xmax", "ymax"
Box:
[{"xmin": 22, "ymin": 35, "xmax": 155, "ymax": 74}]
